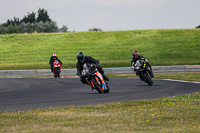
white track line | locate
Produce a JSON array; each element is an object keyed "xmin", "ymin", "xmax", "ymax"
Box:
[{"xmin": 158, "ymin": 79, "xmax": 200, "ymax": 84}]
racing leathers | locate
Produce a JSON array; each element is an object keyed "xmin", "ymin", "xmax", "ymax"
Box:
[{"xmin": 131, "ymin": 55, "xmax": 154, "ymax": 78}]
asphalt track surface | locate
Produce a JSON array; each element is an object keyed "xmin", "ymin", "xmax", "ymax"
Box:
[{"xmin": 0, "ymin": 78, "xmax": 200, "ymax": 111}]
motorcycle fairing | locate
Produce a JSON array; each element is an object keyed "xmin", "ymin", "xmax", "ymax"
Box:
[{"xmin": 95, "ymin": 71, "xmax": 107, "ymax": 91}]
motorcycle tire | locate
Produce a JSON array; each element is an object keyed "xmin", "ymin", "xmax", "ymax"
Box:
[
  {"xmin": 57, "ymin": 73, "xmax": 60, "ymax": 78},
  {"xmin": 55, "ymin": 68, "xmax": 60, "ymax": 78},
  {"xmin": 103, "ymin": 83, "xmax": 110, "ymax": 93},
  {"xmin": 144, "ymin": 73, "xmax": 153, "ymax": 86},
  {"xmin": 53, "ymin": 72, "xmax": 57, "ymax": 78},
  {"xmin": 92, "ymin": 78, "xmax": 103, "ymax": 93}
]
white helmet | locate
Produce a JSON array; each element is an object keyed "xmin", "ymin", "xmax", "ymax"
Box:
[{"xmin": 52, "ymin": 53, "xmax": 56, "ymax": 57}]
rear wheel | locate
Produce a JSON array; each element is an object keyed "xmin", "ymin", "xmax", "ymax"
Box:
[
  {"xmin": 144, "ymin": 73, "xmax": 153, "ymax": 86},
  {"xmin": 92, "ymin": 78, "xmax": 103, "ymax": 93}
]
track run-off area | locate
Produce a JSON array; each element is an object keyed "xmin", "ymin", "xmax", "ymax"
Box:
[{"xmin": 0, "ymin": 77, "xmax": 200, "ymax": 111}]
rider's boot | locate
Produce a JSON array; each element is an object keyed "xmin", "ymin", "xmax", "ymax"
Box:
[
  {"xmin": 138, "ymin": 73, "xmax": 143, "ymax": 81},
  {"xmin": 139, "ymin": 75, "xmax": 143, "ymax": 81},
  {"xmin": 149, "ymin": 70, "xmax": 154, "ymax": 78}
]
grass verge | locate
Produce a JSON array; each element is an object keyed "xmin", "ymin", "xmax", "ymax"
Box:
[{"xmin": 0, "ymin": 93, "xmax": 199, "ymax": 132}]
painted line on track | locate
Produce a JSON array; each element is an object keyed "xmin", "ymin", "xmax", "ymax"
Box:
[{"xmin": 159, "ymin": 79, "xmax": 200, "ymax": 84}]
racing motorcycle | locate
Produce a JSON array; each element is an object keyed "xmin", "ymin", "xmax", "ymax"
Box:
[
  {"xmin": 53, "ymin": 60, "xmax": 61, "ymax": 78},
  {"xmin": 81, "ymin": 63, "xmax": 110, "ymax": 93},
  {"xmin": 134, "ymin": 59, "xmax": 153, "ymax": 86}
]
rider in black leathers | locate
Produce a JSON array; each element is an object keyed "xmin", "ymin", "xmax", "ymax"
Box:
[
  {"xmin": 76, "ymin": 52, "xmax": 109, "ymax": 84},
  {"xmin": 49, "ymin": 53, "xmax": 63, "ymax": 72},
  {"xmin": 131, "ymin": 50, "xmax": 154, "ymax": 78}
]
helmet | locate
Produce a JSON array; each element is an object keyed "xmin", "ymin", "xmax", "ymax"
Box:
[
  {"xmin": 132, "ymin": 50, "xmax": 139, "ymax": 59},
  {"xmin": 52, "ymin": 53, "xmax": 57, "ymax": 60},
  {"xmin": 76, "ymin": 52, "xmax": 85, "ymax": 63}
]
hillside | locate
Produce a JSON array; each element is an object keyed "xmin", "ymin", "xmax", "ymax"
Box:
[{"xmin": 0, "ymin": 29, "xmax": 199, "ymax": 70}]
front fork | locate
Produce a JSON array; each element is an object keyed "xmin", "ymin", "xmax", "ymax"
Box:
[{"xmin": 85, "ymin": 78, "xmax": 94, "ymax": 89}]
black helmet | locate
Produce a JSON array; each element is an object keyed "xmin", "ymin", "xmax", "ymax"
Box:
[{"xmin": 76, "ymin": 52, "xmax": 85, "ymax": 63}]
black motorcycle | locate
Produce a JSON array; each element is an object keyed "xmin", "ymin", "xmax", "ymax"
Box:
[
  {"xmin": 134, "ymin": 59, "xmax": 153, "ymax": 86},
  {"xmin": 81, "ymin": 63, "xmax": 110, "ymax": 93}
]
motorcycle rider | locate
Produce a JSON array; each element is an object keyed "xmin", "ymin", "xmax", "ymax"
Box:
[
  {"xmin": 76, "ymin": 52, "xmax": 109, "ymax": 84},
  {"xmin": 131, "ymin": 50, "xmax": 154, "ymax": 78},
  {"xmin": 49, "ymin": 53, "xmax": 63, "ymax": 72}
]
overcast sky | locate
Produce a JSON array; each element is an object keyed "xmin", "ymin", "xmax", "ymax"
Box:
[{"xmin": 0, "ymin": 0, "xmax": 199, "ymax": 31}]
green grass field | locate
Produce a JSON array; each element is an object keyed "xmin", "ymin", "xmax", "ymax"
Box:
[{"xmin": 0, "ymin": 29, "xmax": 200, "ymax": 70}]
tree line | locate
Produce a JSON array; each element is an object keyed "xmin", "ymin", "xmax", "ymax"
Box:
[{"xmin": 0, "ymin": 8, "xmax": 68, "ymax": 34}]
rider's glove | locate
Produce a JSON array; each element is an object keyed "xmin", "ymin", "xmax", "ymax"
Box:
[
  {"xmin": 96, "ymin": 63, "xmax": 100, "ymax": 67},
  {"xmin": 131, "ymin": 66, "xmax": 135, "ymax": 71},
  {"xmin": 145, "ymin": 59, "xmax": 149, "ymax": 63}
]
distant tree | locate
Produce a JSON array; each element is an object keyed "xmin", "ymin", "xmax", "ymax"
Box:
[
  {"xmin": 34, "ymin": 21, "xmax": 58, "ymax": 33},
  {"xmin": 13, "ymin": 23, "xmax": 19, "ymax": 33},
  {"xmin": 37, "ymin": 8, "xmax": 51, "ymax": 23},
  {"xmin": 7, "ymin": 24, "xmax": 14, "ymax": 33},
  {"xmin": 89, "ymin": 28, "xmax": 102, "ymax": 31},
  {"xmin": 196, "ymin": 25, "xmax": 200, "ymax": 28},
  {"xmin": 19, "ymin": 22, "xmax": 28, "ymax": 33},
  {"xmin": 6, "ymin": 19, "xmax": 11, "ymax": 26},
  {"xmin": 0, "ymin": 8, "xmax": 65, "ymax": 34},
  {"xmin": 13, "ymin": 17, "xmax": 20, "ymax": 25},
  {"xmin": 49, "ymin": 21, "xmax": 59, "ymax": 32},
  {"xmin": 21, "ymin": 12, "xmax": 36, "ymax": 23},
  {"xmin": 0, "ymin": 25, "xmax": 7, "ymax": 34},
  {"xmin": 59, "ymin": 25, "xmax": 68, "ymax": 32},
  {"xmin": 35, "ymin": 21, "xmax": 44, "ymax": 32}
]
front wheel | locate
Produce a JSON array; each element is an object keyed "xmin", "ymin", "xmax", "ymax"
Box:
[
  {"xmin": 54, "ymin": 74, "xmax": 57, "ymax": 78},
  {"xmin": 55, "ymin": 68, "xmax": 61, "ymax": 78},
  {"xmin": 53, "ymin": 72, "xmax": 57, "ymax": 78},
  {"xmin": 92, "ymin": 78, "xmax": 103, "ymax": 93},
  {"xmin": 144, "ymin": 73, "xmax": 153, "ymax": 86},
  {"xmin": 103, "ymin": 83, "xmax": 110, "ymax": 93}
]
